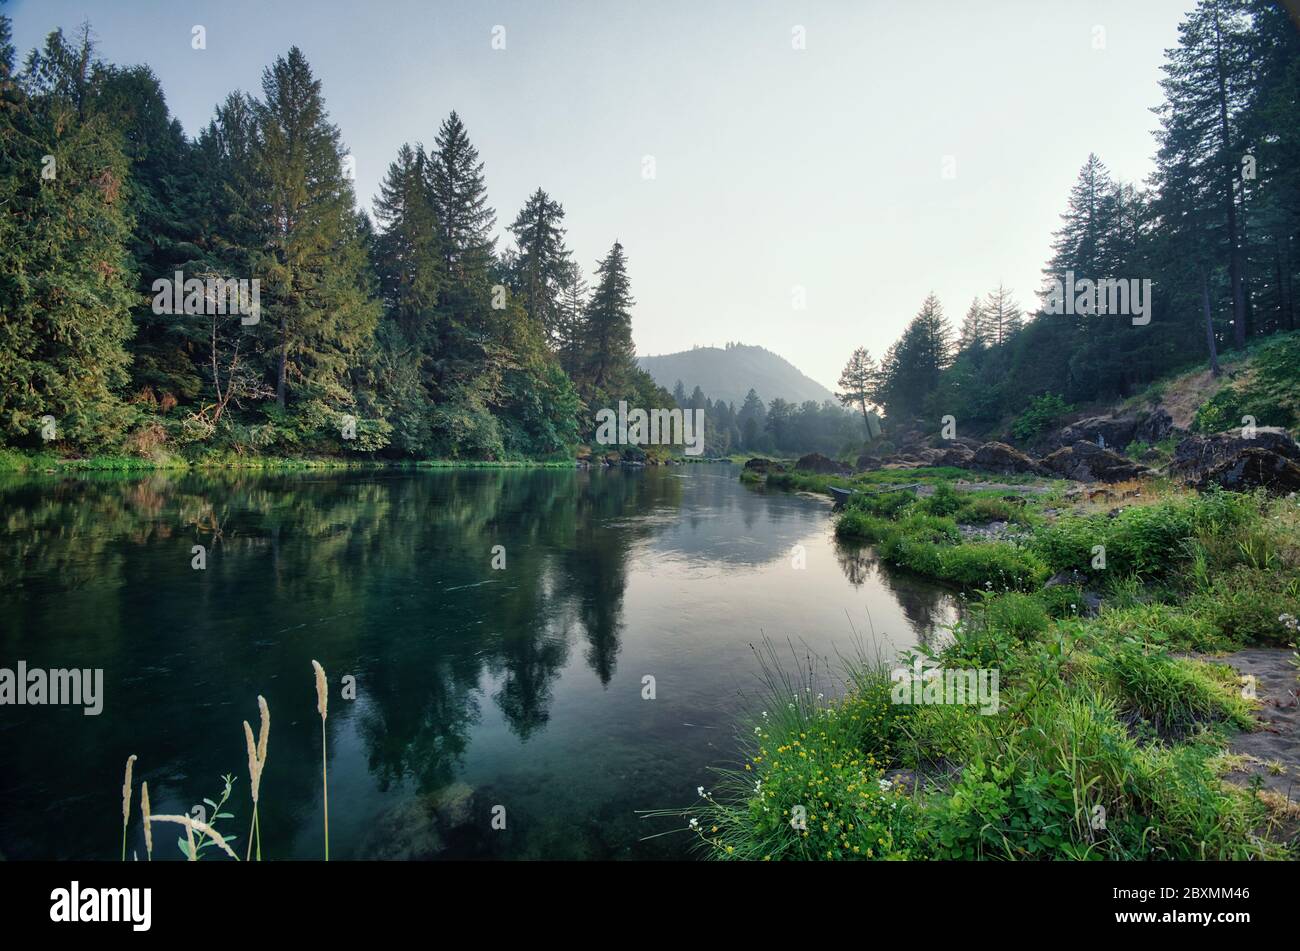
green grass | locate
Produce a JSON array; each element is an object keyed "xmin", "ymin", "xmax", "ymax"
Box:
[{"xmin": 662, "ymin": 481, "xmax": 1300, "ymax": 861}]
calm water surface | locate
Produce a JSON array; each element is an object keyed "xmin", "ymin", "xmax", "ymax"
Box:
[{"xmin": 0, "ymin": 465, "xmax": 955, "ymax": 860}]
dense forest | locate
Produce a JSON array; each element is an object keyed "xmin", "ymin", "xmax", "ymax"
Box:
[
  {"xmin": 0, "ymin": 15, "xmax": 671, "ymax": 461},
  {"xmin": 4, "ymin": 2, "xmax": 1297, "ymax": 465},
  {"xmin": 838, "ymin": 0, "xmax": 1300, "ymax": 446}
]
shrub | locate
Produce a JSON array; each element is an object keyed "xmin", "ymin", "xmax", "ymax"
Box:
[
  {"xmin": 981, "ymin": 592, "xmax": 1051, "ymax": 642},
  {"xmin": 938, "ymin": 543, "xmax": 1048, "ymax": 591},
  {"xmin": 1032, "ymin": 515, "xmax": 1104, "ymax": 574},
  {"xmin": 845, "ymin": 489, "xmax": 916, "ymax": 518},
  {"xmin": 959, "ymin": 496, "xmax": 1019, "ymax": 524},
  {"xmin": 1096, "ymin": 640, "xmax": 1253, "ymax": 737},
  {"xmin": 1095, "ymin": 603, "xmax": 1233, "ymax": 652},
  {"xmin": 919, "ymin": 481, "xmax": 964, "ymax": 518},
  {"xmin": 1011, "ymin": 393, "xmax": 1072, "ymax": 443},
  {"xmin": 1188, "ymin": 567, "xmax": 1300, "ymax": 646},
  {"xmin": 1035, "ymin": 585, "xmax": 1087, "ymax": 619}
]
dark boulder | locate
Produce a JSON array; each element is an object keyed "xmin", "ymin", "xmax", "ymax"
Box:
[
  {"xmin": 1170, "ymin": 427, "xmax": 1300, "ymax": 480},
  {"xmin": 1043, "ymin": 414, "xmax": 1140, "ymax": 452},
  {"xmin": 743, "ymin": 457, "xmax": 784, "ymax": 473},
  {"xmin": 935, "ymin": 445, "xmax": 975, "ymax": 468},
  {"xmin": 972, "ymin": 441, "xmax": 1051, "ymax": 476},
  {"xmin": 795, "ymin": 452, "xmax": 851, "ymax": 475},
  {"xmin": 1039, "ymin": 441, "xmax": 1150, "ymax": 483},
  {"xmin": 1135, "ymin": 408, "xmax": 1177, "ymax": 445},
  {"xmin": 855, "ymin": 453, "xmax": 885, "ymax": 472},
  {"xmin": 1194, "ymin": 446, "xmax": 1300, "ymax": 494}
]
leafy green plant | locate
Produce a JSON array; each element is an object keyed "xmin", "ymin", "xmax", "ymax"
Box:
[{"xmin": 1012, "ymin": 393, "xmax": 1072, "ymax": 443}]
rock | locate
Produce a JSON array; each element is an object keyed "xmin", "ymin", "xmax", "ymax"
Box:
[
  {"xmin": 1135, "ymin": 408, "xmax": 1177, "ymax": 445},
  {"xmin": 795, "ymin": 452, "xmax": 851, "ymax": 475},
  {"xmin": 744, "ymin": 457, "xmax": 777, "ymax": 472},
  {"xmin": 1039, "ymin": 441, "xmax": 1151, "ymax": 483},
  {"xmin": 1194, "ymin": 446, "xmax": 1300, "ymax": 494},
  {"xmin": 1045, "ymin": 569, "xmax": 1089, "ymax": 588},
  {"xmin": 971, "ymin": 441, "xmax": 1050, "ymax": 476},
  {"xmin": 429, "ymin": 781, "xmax": 476, "ymax": 828},
  {"xmin": 357, "ymin": 782, "xmax": 479, "ymax": 860},
  {"xmin": 1043, "ymin": 414, "xmax": 1141, "ymax": 452},
  {"xmin": 1170, "ymin": 427, "xmax": 1300, "ymax": 480},
  {"xmin": 855, "ymin": 453, "xmax": 884, "ymax": 472},
  {"xmin": 935, "ymin": 445, "xmax": 975, "ymax": 467}
]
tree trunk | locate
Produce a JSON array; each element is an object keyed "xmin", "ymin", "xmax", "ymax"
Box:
[
  {"xmin": 276, "ymin": 325, "xmax": 288, "ymax": 409},
  {"xmin": 1212, "ymin": 8, "xmax": 1247, "ymax": 349},
  {"xmin": 1202, "ymin": 269, "xmax": 1221, "ymax": 378}
]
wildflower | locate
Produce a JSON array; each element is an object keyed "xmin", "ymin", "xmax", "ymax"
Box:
[
  {"xmin": 697, "ymin": 786, "xmax": 706, "ymax": 797},
  {"xmin": 689, "ymin": 818, "xmax": 700, "ymax": 831}
]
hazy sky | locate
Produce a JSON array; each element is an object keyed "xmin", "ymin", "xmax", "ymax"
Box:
[{"xmin": 10, "ymin": 0, "xmax": 1196, "ymax": 392}]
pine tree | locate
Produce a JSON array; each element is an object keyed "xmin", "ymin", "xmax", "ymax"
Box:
[
  {"xmin": 875, "ymin": 293, "xmax": 952, "ymax": 423},
  {"xmin": 577, "ymin": 241, "xmax": 636, "ymax": 396},
  {"xmin": 508, "ymin": 187, "xmax": 570, "ymax": 346},
  {"xmin": 983, "ymin": 284, "xmax": 1023, "ymax": 346},
  {"xmin": 250, "ymin": 47, "xmax": 379, "ymax": 415},
  {"xmin": 554, "ymin": 257, "xmax": 587, "ymax": 375},
  {"xmin": 1153, "ymin": 0, "xmax": 1257, "ymax": 347},
  {"xmin": 373, "ymin": 143, "xmax": 443, "ymax": 341},
  {"xmin": 836, "ymin": 346, "xmax": 879, "ymax": 435},
  {"xmin": 0, "ymin": 22, "xmax": 137, "ymax": 449},
  {"xmin": 957, "ymin": 298, "xmax": 986, "ymax": 352},
  {"xmin": 430, "ymin": 111, "xmax": 496, "ymax": 277}
]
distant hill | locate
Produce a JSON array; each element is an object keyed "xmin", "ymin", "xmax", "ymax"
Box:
[{"xmin": 637, "ymin": 344, "xmax": 836, "ymax": 409}]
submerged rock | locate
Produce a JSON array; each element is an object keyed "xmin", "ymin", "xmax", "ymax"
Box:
[{"xmin": 358, "ymin": 782, "xmax": 478, "ymax": 861}]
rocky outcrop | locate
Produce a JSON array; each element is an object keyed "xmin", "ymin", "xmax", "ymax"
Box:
[
  {"xmin": 1135, "ymin": 408, "xmax": 1176, "ymax": 445},
  {"xmin": 1170, "ymin": 427, "xmax": 1300, "ymax": 478},
  {"xmin": 1194, "ymin": 446, "xmax": 1300, "ymax": 493},
  {"xmin": 744, "ymin": 456, "xmax": 785, "ymax": 474},
  {"xmin": 1040, "ymin": 441, "xmax": 1150, "ymax": 483},
  {"xmin": 1041, "ymin": 408, "xmax": 1179, "ymax": 453},
  {"xmin": 795, "ymin": 452, "xmax": 851, "ymax": 475},
  {"xmin": 934, "ymin": 445, "xmax": 976, "ymax": 467},
  {"xmin": 972, "ymin": 441, "xmax": 1051, "ymax": 476}
]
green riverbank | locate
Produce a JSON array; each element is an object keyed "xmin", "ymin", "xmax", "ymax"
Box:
[{"xmin": 667, "ymin": 469, "xmax": 1300, "ymax": 860}]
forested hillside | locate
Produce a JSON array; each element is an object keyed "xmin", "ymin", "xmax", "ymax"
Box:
[
  {"xmin": 835, "ymin": 0, "xmax": 1299, "ymax": 446},
  {"xmin": 0, "ymin": 17, "xmax": 670, "ymax": 462},
  {"xmin": 638, "ymin": 343, "xmax": 836, "ymax": 408}
]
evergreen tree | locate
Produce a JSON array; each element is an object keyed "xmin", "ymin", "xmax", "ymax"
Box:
[
  {"xmin": 373, "ymin": 142, "xmax": 442, "ymax": 341},
  {"xmin": 1153, "ymin": 0, "xmax": 1257, "ymax": 347},
  {"xmin": 576, "ymin": 241, "xmax": 636, "ymax": 396},
  {"xmin": 430, "ymin": 110, "xmax": 496, "ymax": 276},
  {"xmin": 983, "ymin": 283, "xmax": 1023, "ymax": 346},
  {"xmin": 250, "ymin": 47, "xmax": 380, "ymax": 421},
  {"xmin": 836, "ymin": 346, "xmax": 879, "ymax": 435},
  {"xmin": 957, "ymin": 298, "xmax": 987, "ymax": 352},
  {"xmin": 508, "ymin": 187, "xmax": 570, "ymax": 346},
  {"xmin": 0, "ymin": 22, "xmax": 136, "ymax": 449},
  {"xmin": 554, "ymin": 257, "xmax": 588, "ymax": 375}
]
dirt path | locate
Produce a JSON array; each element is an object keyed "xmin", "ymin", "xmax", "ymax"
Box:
[{"xmin": 1216, "ymin": 648, "xmax": 1300, "ymax": 802}]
